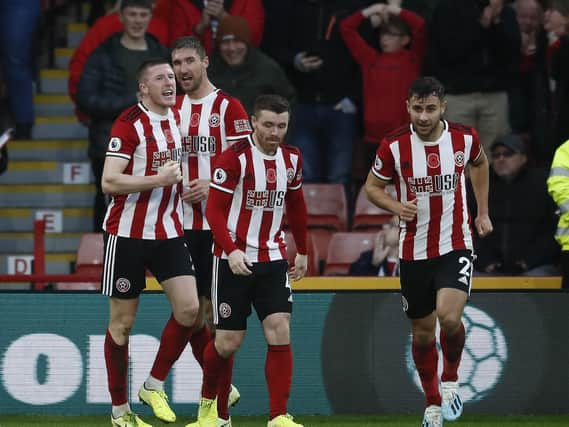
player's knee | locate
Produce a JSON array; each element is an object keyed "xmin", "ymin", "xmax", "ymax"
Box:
[
  {"xmin": 263, "ymin": 314, "xmax": 291, "ymax": 344},
  {"xmin": 216, "ymin": 334, "xmax": 242, "ymax": 357},
  {"xmin": 438, "ymin": 313, "xmax": 462, "ymax": 335},
  {"xmin": 174, "ymin": 301, "xmax": 199, "ymax": 328}
]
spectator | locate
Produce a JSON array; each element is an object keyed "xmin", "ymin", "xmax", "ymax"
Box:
[
  {"xmin": 283, "ymin": 0, "xmax": 365, "ymax": 187},
  {"xmin": 340, "ymin": 1, "xmax": 426, "ymax": 170},
  {"xmin": 425, "ymin": 0, "xmax": 522, "ymax": 153},
  {"xmin": 349, "ymin": 219, "xmax": 400, "ymax": 276},
  {"xmin": 469, "ymin": 134, "xmax": 559, "ymax": 275},
  {"xmin": 547, "ymin": 1, "xmax": 569, "ymax": 150},
  {"xmin": 76, "ymin": 0, "xmax": 169, "ymax": 232},
  {"xmin": 510, "ymin": 0, "xmax": 553, "ymax": 165},
  {"xmin": 68, "ymin": 0, "xmax": 168, "ymax": 115},
  {"xmin": 165, "ymin": 0, "xmax": 264, "ymax": 54},
  {"xmin": 0, "ymin": 0, "xmax": 41, "ymax": 139},
  {"xmin": 209, "ymin": 15, "xmax": 296, "ymax": 113}
]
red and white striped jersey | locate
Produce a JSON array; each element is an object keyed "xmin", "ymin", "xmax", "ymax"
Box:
[
  {"xmin": 371, "ymin": 121, "xmax": 482, "ymax": 260},
  {"xmin": 209, "ymin": 136, "xmax": 303, "ymax": 262},
  {"xmin": 103, "ymin": 103, "xmax": 184, "ymax": 240},
  {"xmin": 176, "ymin": 89, "xmax": 251, "ymax": 230}
]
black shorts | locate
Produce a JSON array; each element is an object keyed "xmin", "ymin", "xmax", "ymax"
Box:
[
  {"xmin": 184, "ymin": 230, "xmax": 213, "ymax": 298},
  {"xmin": 101, "ymin": 233, "xmax": 195, "ymax": 299},
  {"xmin": 399, "ymin": 250, "xmax": 473, "ymax": 319},
  {"xmin": 212, "ymin": 257, "xmax": 292, "ymax": 330}
]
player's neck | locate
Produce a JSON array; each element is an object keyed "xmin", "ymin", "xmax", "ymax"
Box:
[
  {"xmin": 420, "ymin": 120, "xmax": 445, "ymax": 142},
  {"xmin": 187, "ymin": 80, "xmax": 216, "ymax": 100},
  {"xmin": 140, "ymin": 100, "xmax": 168, "ymax": 117},
  {"xmin": 252, "ymin": 134, "xmax": 277, "ymax": 156}
]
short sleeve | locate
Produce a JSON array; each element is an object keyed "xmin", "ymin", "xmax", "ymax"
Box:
[
  {"xmin": 370, "ymin": 138, "xmax": 395, "ymax": 181},
  {"xmin": 224, "ymin": 99, "xmax": 252, "ymax": 141},
  {"xmin": 288, "ymin": 150, "xmax": 303, "ymax": 191},
  {"xmin": 106, "ymin": 117, "xmax": 139, "ymax": 161},
  {"xmin": 210, "ymin": 150, "xmax": 241, "ymax": 194},
  {"xmin": 469, "ymin": 128, "xmax": 482, "ymax": 163}
]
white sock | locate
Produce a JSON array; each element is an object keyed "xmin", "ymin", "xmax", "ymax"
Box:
[
  {"xmin": 144, "ymin": 375, "xmax": 164, "ymax": 391},
  {"xmin": 111, "ymin": 403, "xmax": 130, "ymax": 418}
]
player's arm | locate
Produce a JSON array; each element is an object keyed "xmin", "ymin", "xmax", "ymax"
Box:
[
  {"xmin": 469, "ymin": 149, "xmax": 493, "ymax": 237},
  {"xmin": 365, "ymin": 173, "xmax": 417, "ymax": 222},
  {"xmin": 285, "ymin": 188, "xmax": 308, "ymax": 280},
  {"xmin": 102, "ymin": 157, "xmax": 181, "ymax": 196}
]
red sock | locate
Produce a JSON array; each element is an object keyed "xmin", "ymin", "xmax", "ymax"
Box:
[
  {"xmin": 266, "ymin": 344, "xmax": 292, "ymax": 420},
  {"xmin": 104, "ymin": 329, "xmax": 128, "ymax": 406},
  {"xmin": 189, "ymin": 324, "xmax": 212, "ymax": 368},
  {"xmin": 202, "ymin": 340, "xmax": 229, "ymax": 400},
  {"xmin": 150, "ymin": 314, "xmax": 192, "ymax": 381},
  {"xmin": 440, "ymin": 322, "xmax": 465, "ymax": 382},
  {"xmin": 216, "ymin": 355, "xmax": 234, "ymax": 420},
  {"xmin": 412, "ymin": 339, "xmax": 441, "ymax": 406}
]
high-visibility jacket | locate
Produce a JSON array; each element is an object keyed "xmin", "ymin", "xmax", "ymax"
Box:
[{"xmin": 548, "ymin": 140, "xmax": 569, "ymax": 250}]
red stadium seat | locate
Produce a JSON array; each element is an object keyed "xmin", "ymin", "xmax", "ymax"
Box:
[
  {"xmin": 353, "ymin": 184, "xmax": 396, "ymax": 230},
  {"xmin": 284, "ymin": 230, "xmax": 320, "ymax": 276},
  {"xmin": 303, "ymin": 183, "xmax": 348, "ymax": 231},
  {"xmin": 323, "ymin": 231, "xmax": 377, "ymax": 276},
  {"xmin": 56, "ymin": 233, "xmax": 104, "ymax": 290}
]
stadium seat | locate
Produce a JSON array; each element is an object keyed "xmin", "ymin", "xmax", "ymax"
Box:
[
  {"xmin": 323, "ymin": 231, "xmax": 377, "ymax": 276},
  {"xmin": 353, "ymin": 184, "xmax": 396, "ymax": 230},
  {"xmin": 303, "ymin": 183, "xmax": 348, "ymax": 231},
  {"xmin": 284, "ymin": 230, "xmax": 320, "ymax": 276},
  {"xmin": 56, "ymin": 233, "xmax": 103, "ymax": 291}
]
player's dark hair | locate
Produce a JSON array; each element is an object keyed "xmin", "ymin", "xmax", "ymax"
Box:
[
  {"xmin": 120, "ymin": 0, "xmax": 153, "ymax": 11},
  {"xmin": 137, "ymin": 58, "xmax": 171, "ymax": 84},
  {"xmin": 171, "ymin": 36, "xmax": 207, "ymax": 60},
  {"xmin": 253, "ymin": 94, "xmax": 290, "ymax": 116},
  {"xmin": 408, "ymin": 76, "xmax": 445, "ymax": 101}
]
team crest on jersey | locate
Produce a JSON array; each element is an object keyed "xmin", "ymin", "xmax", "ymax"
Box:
[
  {"xmin": 455, "ymin": 151, "xmax": 465, "ymax": 167},
  {"xmin": 374, "ymin": 155, "xmax": 383, "ymax": 170},
  {"xmin": 190, "ymin": 112, "xmax": 200, "ymax": 127},
  {"xmin": 209, "ymin": 113, "xmax": 221, "ymax": 127},
  {"xmin": 427, "ymin": 153, "xmax": 440, "ymax": 169},
  {"xmin": 219, "ymin": 302, "xmax": 232, "ymax": 318},
  {"xmin": 234, "ymin": 119, "xmax": 251, "ymax": 133},
  {"xmin": 266, "ymin": 168, "xmax": 276, "ymax": 183},
  {"xmin": 213, "ymin": 168, "xmax": 227, "ymax": 184},
  {"xmin": 116, "ymin": 278, "xmax": 131, "ymax": 293},
  {"xmin": 286, "ymin": 168, "xmax": 295, "ymax": 183},
  {"xmin": 108, "ymin": 137, "xmax": 121, "ymax": 152}
]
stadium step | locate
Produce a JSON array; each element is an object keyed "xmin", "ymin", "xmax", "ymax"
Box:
[
  {"xmin": 0, "ymin": 232, "xmax": 84, "ymax": 253},
  {"xmin": 0, "ymin": 184, "xmax": 95, "ymax": 208},
  {"xmin": 0, "ymin": 208, "xmax": 92, "ymax": 232},
  {"xmin": 67, "ymin": 22, "xmax": 87, "ymax": 48},
  {"xmin": 55, "ymin": 47, "xmax": 74, "ymax": 69},
  {"xmin": 34, "ymin": 94, "xmax": 74, "ymax": 117},
  {"xmin": 40, "ymin": 69, "xmax": 69, "ymax": 95},
  {"xmin": 8, "ymin": 139, "xmax": 88, "ymax": 161},
  {"xmin": 0, "ymin": 253, "xmax": 75, "ymax": 275},
  {"xmin": 32, "ymin": 116, "xmax": 88, "ymax": 139},
  {"xmin": 1, "ymin": 160, "xmax": 92, "ymax": 184}
]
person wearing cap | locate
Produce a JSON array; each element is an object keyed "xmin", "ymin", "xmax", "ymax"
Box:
[
  {"xmin": 469, "ymin": 134, "xmax": 559, "ymax": 275},
  {"xmin": 208, "ymin": 15, "xmax": 296, "ymax": 114}
]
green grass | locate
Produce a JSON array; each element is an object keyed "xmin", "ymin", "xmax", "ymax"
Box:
[{"xmin": 0, "ymin": 415, "xmax": 568, "ymax": 427}]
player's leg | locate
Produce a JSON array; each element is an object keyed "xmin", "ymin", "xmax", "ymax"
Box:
[
  {"xmin": 140, "ymin": 237, "xmax": 198, "ymax": 423},
  {"xmin": 101, "ymin": 234, "xmax": 150, "ymax": 426},
  {"xmin": 253, "ymin": 261, "xmax": 302, "ymax": 427},
  {"xmin": 186, "ymin": 256, "xmax": 250, "ymax": 427},
  {"xmin": 400, "ymin": 257, "xmax": 442, "ymax": 427},
  {"xmin": 435, "ymin": 250, "xmax": 472, "ymax": 421}
]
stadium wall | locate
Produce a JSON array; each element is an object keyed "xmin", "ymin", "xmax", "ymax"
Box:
[{"xmin": 0, "ymin": 292, "xmax": 567, "ymax": 416}]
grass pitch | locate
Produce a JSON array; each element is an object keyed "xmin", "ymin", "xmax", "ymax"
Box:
[{"xmin": 0, "ymin": 415, "xmax": 568, "ymax": 427}]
